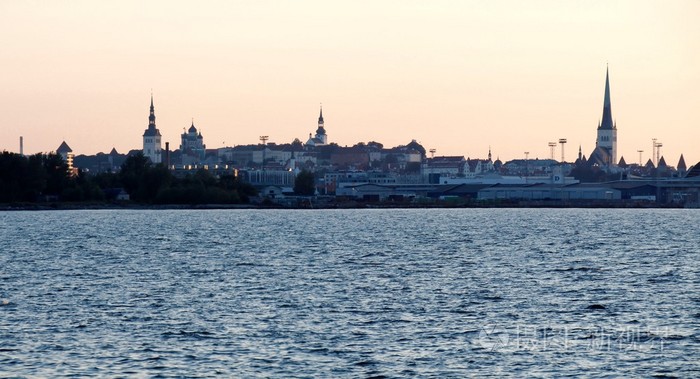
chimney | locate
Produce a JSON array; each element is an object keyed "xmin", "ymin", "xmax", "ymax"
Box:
[
  {"xmin": 165, "ymin": 142, "xmax": 170, "ymax": 168},
  {"xmin": 20, "ymin": 136, "xmax": 24, "ymax": 156}
]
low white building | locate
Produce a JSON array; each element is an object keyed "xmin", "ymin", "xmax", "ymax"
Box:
[{"xmin": 477, "ymin": 184, "xmax": 621, "ymax": 201}]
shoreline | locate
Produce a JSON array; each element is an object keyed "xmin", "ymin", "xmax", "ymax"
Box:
[{"xmin": 0, "ymin": 200, "xmax": 689, "ymax": 211}]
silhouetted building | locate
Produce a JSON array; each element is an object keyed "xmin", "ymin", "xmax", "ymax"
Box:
[
  {"xmin": 56, "ymin": 141, "xmax": 75, "ymax": 174},
  {"xmin": 180, "ymin": 120, "xmax": 206, "ymax": 162},
  {"xmin": 142, "ymin": 94, "xmax": 162, "ymax": 164},
  {"xmin": 618, "ymin": 156, "xmax": 628, "ymax": 168},
  {"xmin": 677, "ymin": 154, "xmax": 687, "ymax": 177},
  {"xmin": 685, "ymin": 162, "xmax": 700, "ymax": 178},
  {"xmin": 306, "ymin": 106, "xmax": 328, "ymax": 146},
  {"xmin": 589, "ymin": 67, "xmax": 618, "ymax": 166}
]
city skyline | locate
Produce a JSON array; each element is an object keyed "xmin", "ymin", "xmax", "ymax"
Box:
[{"xmin": 2, "ymin": 1, "xmax": 698, "ymax": 165}]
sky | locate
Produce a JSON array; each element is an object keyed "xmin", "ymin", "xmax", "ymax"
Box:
[{"xmin": 1, "ymin": 0, "xmax": 698, "ymax": 166}]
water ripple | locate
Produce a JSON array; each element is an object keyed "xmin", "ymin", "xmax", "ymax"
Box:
[{"xmin": 1, "ymin": 209, "xmax": 699, "ymax": 377}]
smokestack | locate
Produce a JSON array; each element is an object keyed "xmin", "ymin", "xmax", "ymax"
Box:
[
  {"xmin": 165, "ymin": 142, "xmax": 170, "ymax": 168},
  {"xmin": 20, "ymin": 136, "xmax": 24, "ymax": 156}
]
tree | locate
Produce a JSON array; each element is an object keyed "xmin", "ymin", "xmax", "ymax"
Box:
[
  {"xmin": 0, "ymin": 152, "xmax": 40, "ymax": 202},
  {"xmin": 136, "ymin": 164, "xmax": 172, "ymax": 202},
  {"xmin": 0, "ymin": 152, "xmax": 99, "ymax": 202},
  {"xmin": 294, "ymin": 170, "xmax": 315, "ymax": 196},
  {"xmin": 119, "ymin": 152, "xmax": 152, "ymax": 196},
  {"xmin": 405, "ymin": 140, "xmax": 427, "ymax": 157},
  {"xmin": 291, "ymin": 138, "xmax": 304, "ymax": 150},
  {"xmin": 43, "ymin": 153, "xmax": 70, "ymax": 196},
  {"xmin": 367, "ymin": 141, "xmax": 384, "ymax": 149},
  {"xmin": 570, "ymin": 164, "xmax": 607, "ymax": 183},
  {"xmin": 118, "ymin": 152, "xmax": 174, "ymax": 202}
]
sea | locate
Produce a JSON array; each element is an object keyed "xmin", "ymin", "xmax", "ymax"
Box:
[{"xmin": 1, "ymin": 209, "xmax": 698, "ymax": 378}]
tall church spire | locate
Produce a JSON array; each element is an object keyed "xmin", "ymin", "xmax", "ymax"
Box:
[
  {"xmin": 593, "ymin": 65, "xmax": 618, "ymax": 166},
  {"xmin": 149, "ymin": 94, "xmax": 156, "ymax": 128},
  {"xmin": 143, "ymin": 93, "xmax": 162, "ymax": 164},
  {"xmin": 309, "ymin": 104, "xmax": 328, "ymax": 145},
  {"xmin": 599, "ymin": 66, "xmax": 614, "ymax": 130}
]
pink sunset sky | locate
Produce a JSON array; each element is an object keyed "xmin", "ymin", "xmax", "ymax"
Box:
[{"xmin": 1, "ymin": 0, "xmax": 698, "ymax": 165}]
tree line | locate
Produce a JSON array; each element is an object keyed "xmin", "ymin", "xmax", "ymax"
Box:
[{"xmin": 0, "ymin": 151, "xmax": 257, "ymax": 204}]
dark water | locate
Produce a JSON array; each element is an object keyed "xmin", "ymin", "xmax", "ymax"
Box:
[{"xmin": 1, "ymin": 209, "xmax": 699, "ymax": 377}]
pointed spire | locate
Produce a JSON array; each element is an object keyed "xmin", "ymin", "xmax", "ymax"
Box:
[
  {"xmin": 618, "ymin": 156, "xmax": 628, "ymax": 168},
  {"xmin": 578, "ymin": 145, "xmax": 582, "ymax": 161},
  {"xmin": 604, "ymin": 65, "xmax": 610, "ymax": 107},
  {"xmin": 56, "ymin": 141, "xmax": 72, "ymax": 154},
  {"xmin": 678, "ymin": 154, "xmax": 687, "ymax": 170},
  {"xmin": 148, "ymin": 94, "xmax": 156, "ymax": 128},
  {"xmin": 600, "ymin": 66, "xmax": 614, "ymax": 130},
  {"xmin": 658, "ymin": 156, "xmax": 667, "ymax": 168},
  {"xmin": 318, "ymin": 103, "xmax": 324, "ymax": 125}
]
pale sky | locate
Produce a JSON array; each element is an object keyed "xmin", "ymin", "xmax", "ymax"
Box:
[{"xmin": 1, "ymin": 0, "xmax": 698, "ymax": 166}]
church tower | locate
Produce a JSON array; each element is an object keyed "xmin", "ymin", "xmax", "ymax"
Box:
[
  {"xmin": 142, "ymin": 94, "xmax": 162, "ymax": 164},
  {"xmin": 306, "ymin": 105, "xmax": 328, "ymax": 146},
  {"xmin": 316, "ymin": 105, "xmax": 327, "ymax": 145},
  {"xmin": 595, "ymin": 67, "xmax": 617, "ymax": 165}
]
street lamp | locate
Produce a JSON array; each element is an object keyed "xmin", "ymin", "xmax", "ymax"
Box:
[
  {"xmin": 524, "ymin": 151, "xmax": 529, "ymax": 181},
  {"xmin": 548, "ymin": 142, "xmax": 557, "ymax": 160},
  {"xmin": 558, "ymin": 139, "xmax": 567, "ymax": 163},
  {"xmin": 260, "ymin": 135, "xmax": 269, "ymax": 172}
]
